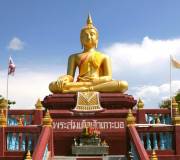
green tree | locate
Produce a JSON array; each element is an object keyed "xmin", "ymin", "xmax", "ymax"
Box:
[
  {"xmin": 159, "ymin": 99, "xmax": 171, "ymax": 108},
  {"xmin": 175, "ymin": 90, "xmax": 180, "ymax": 109},
  {"xmin": 159, "ymin": 90, "xmax": 180, "ymax": 109}
]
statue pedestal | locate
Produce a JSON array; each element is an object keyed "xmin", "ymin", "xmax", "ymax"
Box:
[
  {"xmin": 43, "ymin": 93, "xmax": 136, "ymax": 156},
  {"xmin": 43, "ymin": 93, "xmax": 136, "ymax": 110}
]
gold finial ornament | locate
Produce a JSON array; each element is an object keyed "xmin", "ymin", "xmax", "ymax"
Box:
[
  {"xmin": 83, "ymin": 13, "xmax": 97, "ymax": 31},
  {"xmin": 80, "ymin": 14, "xmax": 98, "ymax": 49},
  {"xmin": 43, "ymin": 110, "xmax": 53, "ymax": 127},
  {"xmin": 87, "ymin": 13, "xmax": 93, "ymax": 26},
  {"xmin": 18, "ymin": 117, "xmax": 23, "ymax": 126},
  {"xmin": 172, "ymin": 116, "xmax": 180, "ymax": 126},
  {"xmin": 0, "ymin": 110, "xmax": 7, "ymax": 127},
  {"xmin": 0, "ymin": 98, "xmax": 8, "ymax": 109},
  {"xmin": 172, "ymin": 97, "xmax": 179, "ymax": 115},
  {"xmin": 156, "ymin": 117, "xmax": 161, "ymax": 124},
  {"xmin": 25, "ymin": 150, "xmax": 32, "ymax": 160},
  {"xmin": 35, "ymin": 98, "xmax": 43, "ymax": 110},
  {"xmin": 126, "ymin": 109, "xmax": 136, "ymax": 125},
  {"xmin": 150, "ymin": 150, "xmax": 158, "ymax": 160},
  {"xmin": 172, "ymin": 100, "xmax": 180, "ymax": 125},
  {"xmin": 137, "ymin": 98, "xmax": 144, "ymax": 110}
]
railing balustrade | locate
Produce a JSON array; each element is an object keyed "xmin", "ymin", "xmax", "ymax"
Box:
[
  {"xmin": 128, "ymin": 126, "xmax": 150, "ymax": 160},
  {"xmin": 5, "ymin": 126, "xmax": 41, "ymax": 155},
  {"xmin": 7, "ymin": 110, "xmax": 35, "ymax": 126},
  {"xmin": 32, "ymin": 127, "xmax": 54, "ymax": 160},
  {"xmin": 146, "ymin": 113, "xmax": 171, "ymax": 124},
  {"xmin": 137, "ymin": 108, "xmax": 171, "ymax": 124},
  {"xmin": 42, "ymin": 144, "xmax": 49, "ymax": 160},
  {"xmin": 136, "ymin": 125, "xmax": 173, "ymax": 151}
]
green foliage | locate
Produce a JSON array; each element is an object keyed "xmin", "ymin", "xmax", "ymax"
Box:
[
  {"xmin": 0, "ymin": 95, "xmax": 16, "ymax": 108},
  {"xmin": 175, "ymin": 90, "xmax": 180, "ymax": 109},
  {"xmin": 159, "ymin": 99, "xmax": 171, "ymax": 108},
  {"xmin": 159, "ymin": 90, "xmax": 180, "ymax": 109}
]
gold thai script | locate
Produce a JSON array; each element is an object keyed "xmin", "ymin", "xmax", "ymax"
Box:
[{"xmin": 53, "ymin": 119, "xmax": 124, "ymax": 130}]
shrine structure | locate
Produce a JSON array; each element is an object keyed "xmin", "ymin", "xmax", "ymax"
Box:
[{"xmin": 0, "ymin": 15, "xmax": 180, "ymax": 160}]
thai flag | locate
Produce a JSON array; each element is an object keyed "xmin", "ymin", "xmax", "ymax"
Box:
[{"xmin": 8, "ymin": 57, "xmax": 16, "ymax": 75}]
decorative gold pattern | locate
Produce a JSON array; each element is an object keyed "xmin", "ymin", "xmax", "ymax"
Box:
[
  {"xmin": 74, "ymin": 91, "xmax": 103, "ymax": 112},
  {"xmin": 43, "ymin": 110, "xmax": 53, "ymax": 127},
  {"xmin": 137, "ymin": 98, "xmax": 144, "ymax": 110},
  {"xmin": 0, "ymin": 110, "xmax": 7, "ymax": 127},
  {"xmin": 150, "ymin": 150, "xmax": 158, "ymax": 160},
  {"xmin": 35, "ymin": 98, "xmax": 43, "ymax": 110},
  {"xmin": 126, "ymin": 109, "xmax": 136, "ymax": 126}
]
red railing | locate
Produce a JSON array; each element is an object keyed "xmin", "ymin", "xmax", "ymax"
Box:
[
  {"xmin": 8, "ymin": 109, "xmax": 43, "ymax": 125},
  {"xmin": 32, "ymin": 126, "xmax": 54, "ymax": 160},
  {"xmin": 135, "ymin": 125, "xmax": 180, "ymax": 159},
  {"xmin": 137, "ymin": 108, "xmax": 171, "ymax": 124},
  {"xmin": 128, "ymin": 125, "xmax": 150, "ymax": 160},
  {"xmin": 0, "ymin": 125, "xmax": 41, "ymax": 159}
]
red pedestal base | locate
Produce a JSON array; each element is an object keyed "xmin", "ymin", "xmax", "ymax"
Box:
[{"xmin": 43, "ymin": 93, "xmax": 136, "ymax": 156}]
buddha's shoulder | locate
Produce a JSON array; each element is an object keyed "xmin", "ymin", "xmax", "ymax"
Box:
[
  {"xmin": 94, "ymin": 51, "xmax": 109, "ymax": 59},
  {"xmin": 68, "ymin": 53, "xmax": 80, "ymax": 59}
]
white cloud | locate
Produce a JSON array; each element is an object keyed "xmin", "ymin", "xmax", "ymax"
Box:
[
  {"xmin": 131, "ymin": 81, "xmax": 180, "ymax": 108},
  {"xmin": 8, "ymin": 37, "xmax": 25, "ymax": 51},
  {"xmin": 104, "ymin": 37, "xmax": 180, "ymax": 73},
  {"xmin": 0, "ymin": 68, "xmax": 64, "ymax": 109},
  {"xmin": 101, "ymin": 37, "xmax": 180, "ymax": 107}
]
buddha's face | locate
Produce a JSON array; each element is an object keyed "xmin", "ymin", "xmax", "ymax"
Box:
[{"xmin": 80, "ymin": 28, "xmax": 98, "ymax": 49}]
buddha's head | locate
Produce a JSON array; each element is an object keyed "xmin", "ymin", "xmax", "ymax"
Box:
[{"xmin": 80, "ymin": 14, "xmax": 98, "ymax": 49}]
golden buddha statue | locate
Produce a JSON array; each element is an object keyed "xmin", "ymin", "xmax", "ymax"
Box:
[{"xmin": 49, "ymin": 15, "xmax": 128, "ymax": 93}]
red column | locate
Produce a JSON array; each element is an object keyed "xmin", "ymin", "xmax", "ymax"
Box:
[
  {"xmin": 33, "ymin": 110, "xmax": 43, "ymax": 125},
  {"xmin": 137, "ymin": 109, "xmax": 146, "ymax": 124},
  {"xmin": 48, "ymin": 127, "xmax": 54, "ymax": 157},
  {"xmin": 0, "ymin": 127, "xmax": 5, "ymax": 156},
  {"xmin": 175, "ymin": 125, "xmax": 180, "ymax": 154}
]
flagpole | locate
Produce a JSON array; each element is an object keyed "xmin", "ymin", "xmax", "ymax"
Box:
[
  {"xmin": 6, "ymin": 73, "xmax": 9, "ymax": 101},
  {"xmin": 170, "ymin": 55, "xmax": 172, "ymax": 118},
  {"xmin": 6, "ymin": 56, "xmax": 10, "ymax": 123}
]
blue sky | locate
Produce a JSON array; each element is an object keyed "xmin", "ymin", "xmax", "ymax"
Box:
[{"xmin": 1, "ymin": 0, "xmax": 180, "ymax": 108}]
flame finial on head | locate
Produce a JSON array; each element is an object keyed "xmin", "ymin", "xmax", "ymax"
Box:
[
  {"xmin": 87, "ymin": 13, "xmax": 93, "ymax": 26},
  {"xmin": 82, "ymin": 13, "xmax": 97, "ymax": 31}
]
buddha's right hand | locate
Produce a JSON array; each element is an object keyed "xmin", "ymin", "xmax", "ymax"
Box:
[
  {"xmin": 49, "ymin": 75, "xmax": 74, "ymax": 93},
  {"xmin": 57, "ymin": 75, "xmax": 74, "ymax": 84}
]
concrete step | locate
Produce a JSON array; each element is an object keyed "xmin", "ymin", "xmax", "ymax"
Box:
[{"xmin": 53, "ymin": 155, "xmax": 127, "ymax": 160}]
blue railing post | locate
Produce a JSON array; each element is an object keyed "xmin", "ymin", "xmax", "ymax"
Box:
[{"xmin": 146, "ymin": 133, "xmax": 151, "ymax": 150}]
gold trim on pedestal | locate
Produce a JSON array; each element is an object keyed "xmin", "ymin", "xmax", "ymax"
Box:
[{"xmin": 74, "ymin": 91, "xmax": 103, "ymax": 112}]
